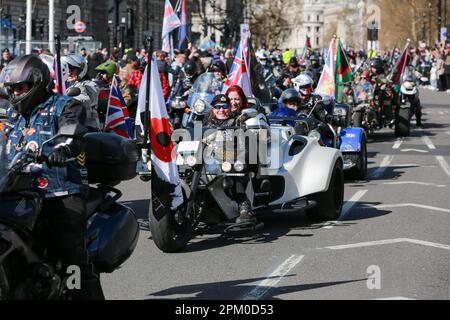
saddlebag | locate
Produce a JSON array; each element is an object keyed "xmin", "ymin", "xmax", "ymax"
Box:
[
  {"xmin": 84, "ymin": 133, "xmax": 140, "ymax": 185},
  {"xmin": 87, "ymin": 202, "xmax": 139, "ymax": 273}
]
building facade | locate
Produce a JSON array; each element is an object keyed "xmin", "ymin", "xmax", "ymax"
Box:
[{"xmin": 0, "ymin": 0, "xmax": 110, "ymax": 53}]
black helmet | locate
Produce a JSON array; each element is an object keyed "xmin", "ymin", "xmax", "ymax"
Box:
[
  {"xmin": 1, "ymin": 55, "xmax": 53, "ymax": 115},
  {"xmin": 310, "ymin": 54, "xmax": 319, "ymax": 62},
  {"xmin": 210, "ymin": 60, "xmax": 226, "ymax": 75},
  {"xmin": 184, "ymin": 60, "xmax": 197, "ymax": 77},
  {"xmin": 370, "ymin": 58, "xmax": 383, "ymax": 69},
  {"xmin": 281, "ymin": 88, "xmax": 301, "ymax": 105}
]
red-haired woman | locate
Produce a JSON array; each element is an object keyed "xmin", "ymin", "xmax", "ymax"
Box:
[{"xmin": 225, "ymin": 85, "xmax": 249, "ymax": 116}]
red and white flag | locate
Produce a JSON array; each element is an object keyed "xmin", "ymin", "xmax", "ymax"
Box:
[
  {"xmin": 136, "ymin": 57, "xmax": 183, "ymax": 211},
  {"xmin": 388, "ymin": 41, "xmax": 410, "ymax": 85}
]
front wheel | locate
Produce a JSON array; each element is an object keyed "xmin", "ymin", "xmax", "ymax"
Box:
[
  {"xmin": 307, "ymin": 161, "xmax": 344, "ymax": 221},
  {"xmin": 395, "ymin": 107, "xmax": 411, "ymax": 137},
  {"xmin": 149, "ymin": 190, "xmax": 193, "ymax": 253}
]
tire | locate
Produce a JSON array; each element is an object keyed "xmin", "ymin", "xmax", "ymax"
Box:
[
  {"xmin": 347, "ymin": 136, "xmax": 368, "ymax": 180},
  {"xmin": 149, "ymin": 191, "xmax": 192, "ymax": 253},
  {"xmin": 353, "ymin": 111, "xmax": 363, "ymax": 128},
  {"xmin": 395, "ymin": 107, "xmax": 411, "ymax": 137},
  {"xmin": 307, "ymin": 161, "xmax": 345, "ymax": 221}
]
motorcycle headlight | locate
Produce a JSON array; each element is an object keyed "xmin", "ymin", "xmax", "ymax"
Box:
[
  {"xmin": 347, "ymin": 97, "xmax": 354, "ymax": 104},
  {"xmin": 221, "ymin": 161, "xmax": 232, "ymax": 173},
  {"xmin": 194, "ymin": 100, "xmax": 206, "ymax": 114},
  {"xmin": 186, "ymin": 155, "xmax": 197, "ymax": 167},
  {"xmin": 234, "ymin": 161, "xmax": 245, "ymax": 172},
  {"xmin": 308, "ymin": 130, "xmax": 321, "ymax": 141},
  {"xmin": 171, "ymin": 100, "xmax": 177, "ymax": 109},
  {"xmin": 180, "ymin": 101, "xmax": 186, "ymax": 109}
]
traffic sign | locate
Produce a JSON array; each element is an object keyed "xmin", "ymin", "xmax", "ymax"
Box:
[{"xmin": 74, "ymin": 21, "xmax": 86, "ymax": 33}]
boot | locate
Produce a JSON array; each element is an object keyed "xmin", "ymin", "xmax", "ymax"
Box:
[{"xmin": 236, "ymin": 201, "xmax": 257, "ymax": 224}]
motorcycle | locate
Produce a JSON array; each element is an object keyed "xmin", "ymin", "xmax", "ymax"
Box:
[
  {"xmin": 169, "ymin": 95, "xmax": 188, "ymax": 130},
  {"xmin": 0, "ymin": 125, "xmax": 140, "ymax": 299},
  {"xmin": 397, "ymin": 68, "xmax": 420, "ymax": 136},
  {"xmin": 150, "ymin": 108, "xmax": 344, "ymax": 253},
  {"xmin": 351, "ymin": 81, "xmax": 377, "ymax": 134}
]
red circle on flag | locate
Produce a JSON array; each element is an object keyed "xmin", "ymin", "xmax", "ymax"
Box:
[
  {"xmin": 74, "ymin": 21, "xmax": 87, "ymax": 33},
  {"xmin": 151, "ymin": 118, "xmax": 174, "ymax": 163}
]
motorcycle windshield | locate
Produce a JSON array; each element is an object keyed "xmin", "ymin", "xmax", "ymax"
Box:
[
  {"xmin": 186, "ymin": 73, "xmax": 223, "ymax": 111},
  {"xmin": 354, "ymin": 82, "xmax": 374, "ymax": 104}
]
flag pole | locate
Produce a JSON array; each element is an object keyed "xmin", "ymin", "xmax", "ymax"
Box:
[
  {"xmin": 144, "ymin": 32, "xmax": 154, "ymax": 152},
  {"xmin": 55, "ymin": 35, "xmax": 63, "ymax": 95}
]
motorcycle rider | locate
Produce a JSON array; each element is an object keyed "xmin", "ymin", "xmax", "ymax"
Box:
[
  {"xmin": 276, "ymin": 57, "xmax": 302, "ymax": 91},
  {"xmin": 292, "ymin": 74, "xmax": 335, "ymax": 143},
  {"xmin": 94, "ymin": 60, "xmax": 118, "ymax": 127},
  {"xmin": 62, "ymin": 54, "xmax": 100, "ymax": 131},
  {"xmin": 171, "ymin": 59, "xmax": 199, "ymax": 99},
  {"xmin": 307, "ymin": 54, "xmax": 323, "ymax": 88},
  {"xmin": 207, "ymin": 94, "xmax": 257, "ymax": 225},
  {"xmin": 0, "ymin": 55, "xmax": 104, "ymax": 299}
]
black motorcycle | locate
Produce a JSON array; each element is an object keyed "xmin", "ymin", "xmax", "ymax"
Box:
[{"xmin": 0, "ymin": 125, "xmax": 140, "ymax": 299}]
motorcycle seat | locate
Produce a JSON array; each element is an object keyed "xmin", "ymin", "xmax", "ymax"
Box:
[{"xmin": 86, "ymin": 188, "xmax": 105, "ymax": 217}]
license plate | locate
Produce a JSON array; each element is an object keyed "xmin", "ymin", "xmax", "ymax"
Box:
[{"xmin": 177, "ymin": 141, "xmax": 201, "ymax": 154}]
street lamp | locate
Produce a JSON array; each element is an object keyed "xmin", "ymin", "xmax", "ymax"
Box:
[
  {"xmin": 423, "ymin": 12, "xmax": 427, "ymax": 41},
  {"xmin": 428, "ymin": 2, "xmax": 432, "ymax": 44}
]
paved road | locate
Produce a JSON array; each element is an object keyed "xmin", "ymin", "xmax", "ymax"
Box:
[{"xmin": 102, "ymin": 89, "xmax": 450, "ymax": 300}]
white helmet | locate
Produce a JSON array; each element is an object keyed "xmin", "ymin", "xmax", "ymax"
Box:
[
  {"xmin": 256, "ymin": 51, "xmax": 268, "ymax": 63},
  {"xmin": 293, "ymin": 74, "xmax": 313, "ymax": 93},
  {"xmin": 62, "ymin": 54, "xmax": 88, "ymax": 79}
]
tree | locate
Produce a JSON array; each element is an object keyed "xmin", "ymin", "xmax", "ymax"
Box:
[{"xmin": 247, "ymin": 0, "xmax": 291, "ymax": 48}]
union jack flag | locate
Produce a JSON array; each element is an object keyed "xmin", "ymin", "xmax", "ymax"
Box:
[
  {"xmin": 223, "ymin": 30, "xmax": 253, "ymax": 97},
  {"xmin": 162, "ymin": 0, "xmax": 181, "ymax": 53},
  {"xmin": 105, "ymin": 76, "xmax": 134, "ymax": 139}
]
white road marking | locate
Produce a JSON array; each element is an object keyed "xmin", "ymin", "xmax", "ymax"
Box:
[
  {"xmin": 436, "ymin": 156, "xmax": 450, "ymax": 179},
  {"xmin": 322, "ymin": 190, "xmax": 368, "ymax": 229},
  {"xmin": 383, "ymin": 181, "xmax": 446, "ymax": 188},
  {"xmin": 445, "ymin": 131, "xmax": 450, "ymax": 135},
  {"xmin": 421, "ymin": 136, "xmax": 436, "ymax": 150},
  {"xmin": 375, "ymin": 297, "xmax": 416, "ymax": 300},
  {"xmin": 241, "ymin": 255, "xmax": 305, "ymax": 300},
  {"xmin": 371, "ymin": 203, "xmax": 450, "ymax": 213},
  {"xmin": 370, "ymin": 155, "xmax": 394, "ymax": 179},
  {"xmin": 389, "ymin": 164, "xmax": 436, "ymax": 168},
  {"xmin": 401, "ymin": 149, "xmax": 429, "ymax": 153},
  {"xmin": 392, "ymin": 138, "xmax": 404, "ymax": 150},
  {"xmin": 439, "ymin": 112, "xmax": 445, "ymax": 115},
  {"xmin": 324, "ymin": 238, "xmax": 450, "ymax": 251}
]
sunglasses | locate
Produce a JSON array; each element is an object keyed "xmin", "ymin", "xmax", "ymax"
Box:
[{"xmin": 213, "ymin": 104, "xmax": 230, "ymax": 110}]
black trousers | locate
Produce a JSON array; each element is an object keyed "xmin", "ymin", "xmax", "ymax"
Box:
[{"xmin": 43, "ymin": 194, "xmax": 104, "ymax": 300}]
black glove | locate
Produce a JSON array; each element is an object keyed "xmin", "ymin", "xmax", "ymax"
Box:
[{"xmin": 47, "ymin": 148, "xmax": 69, "ymax": 168}]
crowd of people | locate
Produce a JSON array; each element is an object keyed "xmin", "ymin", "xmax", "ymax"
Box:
[{"xmin": 0, "ymin": 37, "xmax": 448, "ymax": 300}]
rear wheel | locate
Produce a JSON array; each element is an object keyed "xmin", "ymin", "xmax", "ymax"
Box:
[
  {"xmin": 307, "ymin": 161, "xmax": 344, "ymax": 221},
  {"xmin": 347, "ymin": 136, "xmax": 368, "ymax": 180},
  {"xmin": 395, "ymin": 107, "xmax": 411, "ymax": 137}
]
